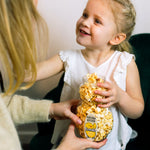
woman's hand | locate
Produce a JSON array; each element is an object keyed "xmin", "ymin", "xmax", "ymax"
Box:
[
  {"xmin": 49, "ymin": 99, "xmax": 82, "ymax": 125},
  {"xmin": 94, "ymin": 80, "xmax": 121, "ymax": 108},
  {"xmin": 57, "ymin": 123, "xmax": 107, "ymax": 150}
]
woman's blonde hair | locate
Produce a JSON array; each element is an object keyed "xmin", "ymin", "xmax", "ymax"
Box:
[
  {"xmin": 110, "ymin": 0, "xmax": 136, "ymax": 52},
  {"xmin": 0, "ymin": 0, "xmax": 49, "ymax": 95}
]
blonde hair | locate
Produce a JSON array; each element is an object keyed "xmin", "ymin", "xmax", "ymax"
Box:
[
  {"xmin": 110, "ymin": 0, "xmax": 136, "ymax": 52},
  {"xmin": 0, "ymin": 0, "xmax": 49, "ymax": 95}
]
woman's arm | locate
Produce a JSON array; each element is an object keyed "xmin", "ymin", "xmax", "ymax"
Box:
[
  {"xmin": 57, "ymin": 123, "xmax": 107, "ymax": 150},
  {"xmin": 3, "ymin": 94, "xmax": 82, "ymax": 125},
  {"xmin": 3, "ymin": 94, "xmax": 52, "ymax": 125}
]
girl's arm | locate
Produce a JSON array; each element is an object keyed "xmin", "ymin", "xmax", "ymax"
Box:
[
  {"xmin": 95, "ymin": 59, "xmax": 144, "ymax": 119},
  {"xmin": 36, "ymin": 54, "xmax": 64, "ymax": 80},
  {"xmin": 25, "ymin": 54, "xmax": 64, "ymax": 81},
  {"xmin": 116, "ymin": 59, "xmax": 144, "ymax": 118}
]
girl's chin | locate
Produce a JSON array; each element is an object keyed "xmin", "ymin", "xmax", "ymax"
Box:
[
  {"xmin": 77, "ymin": 42, "xmax": 86, "ymax": 47},
  {"xmin": 76, "ymin": 39, "xmax": 86, "ymax": 47}
]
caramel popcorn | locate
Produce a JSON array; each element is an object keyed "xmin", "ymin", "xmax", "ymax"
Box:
[{"xmin": 76, "ymin": 73, "xmax": 113, "ymax": 141}]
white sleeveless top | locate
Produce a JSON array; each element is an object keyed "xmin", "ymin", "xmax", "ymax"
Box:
[{"xmin": 51, "ymin": 50, "xmax": 137, "ymax": 150}]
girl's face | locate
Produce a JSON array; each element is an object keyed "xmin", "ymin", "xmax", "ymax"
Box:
[{"xmin": 76, "ymin": 0, "xmax": 118, "ymax": 50}]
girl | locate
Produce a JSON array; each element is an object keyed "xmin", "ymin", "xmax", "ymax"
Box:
[{"xmin": 35, "ymin": 0, "xmax": 144, "ymax": 149}]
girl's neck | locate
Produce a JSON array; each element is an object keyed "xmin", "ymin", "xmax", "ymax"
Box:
[{"xmin": 81, "ymin": 48, "xmax": 115, "ymax": 67}]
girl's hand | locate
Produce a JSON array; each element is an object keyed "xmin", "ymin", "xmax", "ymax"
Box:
[
  {"xmin": 57, "ymin": 123, "xmax": 107, "ymax": 150},
  {"xmin": 95, "ymin": 81, "xmax": 121, "ymax": 108},
  {"xmin": 49, "ymin": 99, "xmax": 82, "ymax": 125}
]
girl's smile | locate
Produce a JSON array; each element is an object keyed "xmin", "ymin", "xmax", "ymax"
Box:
[{"xmin": 79, "ymin": 29, "xmax": 91, "ymax": 36}]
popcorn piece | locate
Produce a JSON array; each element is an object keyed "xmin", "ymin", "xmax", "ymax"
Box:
[{"xmin": 76, "ymin": 73, "xmax": 113, "ymax": 141}]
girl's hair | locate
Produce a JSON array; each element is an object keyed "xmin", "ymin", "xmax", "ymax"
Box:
[
  {"xmin": 0, "ymin": 0, "xmax": 49, "ymax": 95},
  {"xmin": 110, "ymin": 0, "xmax": 136, "ymax": 52}
]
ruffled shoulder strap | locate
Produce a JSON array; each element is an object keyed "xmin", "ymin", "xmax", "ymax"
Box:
[
  {"xmin": 113, "ymin": 51, "xmax": 135, "ymax": 90},
  {"xmin": 59, "ymin": 50, "xmax": 80, "ymax": 86},
  {"xmin": 120, "ymin": 51, "xmax": 135, "ymax": 66}
]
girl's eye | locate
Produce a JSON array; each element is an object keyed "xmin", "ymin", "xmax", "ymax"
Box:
[
  {"xmin": 95, "ymin": 19, "xmax": 101, "ymax": 24},
  {"xmin": 82, "ymin": 12, "xmax": 88, "ymax": 18}
]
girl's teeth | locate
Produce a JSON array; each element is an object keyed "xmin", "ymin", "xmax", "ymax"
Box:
[{"xmin": 80, "ymin": 30, "xmax": 89, "ymax": 35}]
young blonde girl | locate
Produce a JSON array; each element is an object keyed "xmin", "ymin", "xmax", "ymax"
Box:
[{"xmin": 35, "ymin": 0, "xmax": 144, "ymax": 149}]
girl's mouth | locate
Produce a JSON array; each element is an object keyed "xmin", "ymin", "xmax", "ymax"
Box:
[{"xmin": 79, "ymin": 29, "xmax": 91, "ymax": 36}]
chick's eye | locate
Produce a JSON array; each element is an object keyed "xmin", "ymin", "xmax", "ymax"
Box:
[
  {"xmin": 95, "ymin": 19, "xmax": 101, "ymax": 24},
  {"xmin": 82, "ymin": 12, "xmax": 88, "ymax": 18}
]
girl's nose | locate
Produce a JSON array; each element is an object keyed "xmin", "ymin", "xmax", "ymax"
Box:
[{"xmin": 82, "ymin": 18, "xmax": 91, "ymax": 28}]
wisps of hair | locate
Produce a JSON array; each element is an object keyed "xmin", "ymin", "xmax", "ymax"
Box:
[
  {"xmin": 0, "ymin": 0, "xmax": 49, "ymax": 95},
  {"xmin": 110, "ymin": 0, "xmax": 136, "ymax": 53}
]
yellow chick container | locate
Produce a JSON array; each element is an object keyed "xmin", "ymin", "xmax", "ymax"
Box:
[{"xmin": 76, "ymin": 73, "xmax": 113, "ymax": 141}]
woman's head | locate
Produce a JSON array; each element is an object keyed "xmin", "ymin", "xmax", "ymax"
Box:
[{"xmin": 0, "ymin": 0, "xmax": 48, "ymax": 95}]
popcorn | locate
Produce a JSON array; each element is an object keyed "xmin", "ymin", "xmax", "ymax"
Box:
[
  {"xmin": 80, "ymin": 73, "xmax": 106, "ymax": 104},
  {"xmin": 76, "ymin": 73, "xmax": 113, "ymax": 141}
]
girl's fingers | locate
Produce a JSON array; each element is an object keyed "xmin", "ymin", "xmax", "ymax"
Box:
[
  {"xmin": 97, "ymin": 81, "xmax": 111, "ymax": 89},
  {"xmin": 95, "ymin": 89, "xmax": 113, "ymax": 97},
  {"xmin": 98, "ymin": 102, "xmax": 113, "ymax": 108},
  {"xmin": 95, "ymin": 96, "xmax": 113, "ymax": 104},
  {"xmin": 95, "ymin": 96, "xmax": 115, "ymax": 108}
]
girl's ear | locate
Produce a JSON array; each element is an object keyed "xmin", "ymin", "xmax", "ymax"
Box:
[{"xmin": 109, "ymin": 33, "xmax": 126, "ymax": 46}]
